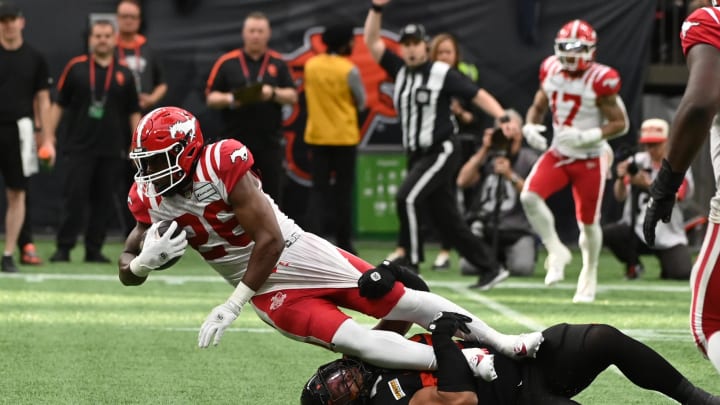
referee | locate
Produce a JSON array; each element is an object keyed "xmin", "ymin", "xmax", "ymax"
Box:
[
  {"xmin": 0, "ymin": 2, "xmax": 54, "ymax": 273},
  {"xmin": 364, "ymin": 0, "xmax": 517, "ymax": 289}
]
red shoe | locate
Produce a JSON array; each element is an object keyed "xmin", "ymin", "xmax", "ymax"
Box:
[{"xmin": 20, "ymin": 243, "xmax": 43, "ymax": 265}]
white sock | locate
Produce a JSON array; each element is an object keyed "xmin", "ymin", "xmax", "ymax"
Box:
[
  {"xmin": 576, "ymin": 222, "xmax": 602, "ymax": 297},
  {"xmin": 707, "ymin": 331, "xmax": 720, "ymax": 375},
  {"xmin": 579, "ymin": 222, "xmax": 602, "ymax": 271},
  {"xmin": 331, "ymin": 319, "xmax": 437, "ymax": 370},
  {"xmin": 384, "ymin": 289, "xmax": 516, "ymax": 354},
  {"xmin": 520, "ymin": 191, "xmax": 565, "ymax": 253}
]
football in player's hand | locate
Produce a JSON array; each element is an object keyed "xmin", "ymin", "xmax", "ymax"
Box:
[{"xmin": 154, "ymin": 220, "xmax": 184, "ymax": 270}]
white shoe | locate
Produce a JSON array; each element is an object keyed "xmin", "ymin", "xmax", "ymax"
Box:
[
  {"xmin": 462, "ymin": 348, "xmax": 497, "ymax": 382},
  {"xmin": 509, "ymin": 331, "xmax": 545, "ymax": 358},
  {"xmin": 573, "ymin": 266, "xmax": 597, "ymax": 303},
  {"xmin": 544, "ymin": 246, "xmax": 571, "ymax": 286}
]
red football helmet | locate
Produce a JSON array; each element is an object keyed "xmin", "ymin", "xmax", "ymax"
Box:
[
  {"xmin": 129, "ymin": 106, "xmax": 204, "ymax": 197},
  {"xmin": 554, "ymin": 19, "xmax": 597, "ymax": 72}
]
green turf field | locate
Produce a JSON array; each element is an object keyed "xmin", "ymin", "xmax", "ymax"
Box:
[{"xmin": 1, "ymin": 240, "xmax": 717, "ymax": 404}]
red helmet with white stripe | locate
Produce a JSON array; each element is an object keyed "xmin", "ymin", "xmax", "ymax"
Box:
[
  {"xmin": 129, "ymin": 107, "xmax": 204, "ymax": 197},
  {"xmin": 554, "ymin": 19, "xmax": 597, "ymax": 72}
]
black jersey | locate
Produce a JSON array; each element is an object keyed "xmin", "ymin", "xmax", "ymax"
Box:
[
  {"xmin": 368, "ymin": 334, "xmax": 523, "ymax": 404},
  {"xmin": 0, "ymin": 42, "xmax": 51, "ymax": 123},
  {"xmin": 378, "ymin": 51, "xmax": 478, "ymax": 153},
  {"xmin": 205, "ymin": 49, "xmax": 295, "ymax": 149}
]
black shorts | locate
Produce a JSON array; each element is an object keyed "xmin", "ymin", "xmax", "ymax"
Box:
[
  {"xmin": 518, "ymin": 323, "xmax": 596, "ymax": 404},
  {"xmin": 0, "ymin": 122, "xmax": 28, "ymax": 190}
]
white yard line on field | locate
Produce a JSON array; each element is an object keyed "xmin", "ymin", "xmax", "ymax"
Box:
[{"xmin": 1, "ymin": 272, "xmax": 691, "ymax": 293}]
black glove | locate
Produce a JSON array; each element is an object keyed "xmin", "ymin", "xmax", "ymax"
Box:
[
  {"xmin": 643, "ymin": 159, "xmax": 685, "ymax": 246},
  {"xmin": 428, "ymin": 312, "xmax": 472, "ymax": 336},
  {"xmin": 358, "ymin": 261, "xmax": 397, "ymax": 299}
]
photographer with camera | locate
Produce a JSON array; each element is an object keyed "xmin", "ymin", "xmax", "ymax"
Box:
[
  {"xmin": 603, "ymin": 118, "xmax": 693, "ymax": 280},
  {"xmin": 456, "ymin": 110, "xmax": 540, "ymax": 279}
]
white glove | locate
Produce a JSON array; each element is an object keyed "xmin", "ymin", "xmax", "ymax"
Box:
[
  {"xmin": 198, "ymin": 299, "xmax": 242, "ymax": 348},
  {"xmin": 554, "ymin": 127, "xmax": 603, "ymax": 148},
  {"xmin": 129, "ymin": 221, "xmax": 188, "ymax": 277},
  {"xmin": 198, "ymin": 281, "xmax": 255, "ymax": 348},
  {"xmin": 522, "ymin": 124, "xmax": 548, "ymax": 151}
]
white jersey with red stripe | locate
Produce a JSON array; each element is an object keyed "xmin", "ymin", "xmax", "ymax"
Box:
[
  {"xmin": 127, "ymin": 139, "xmax": 361, "ymax": 295},
  {"xmin": 682, "ymin": 7, "xmax": 720, "ymax": 223},
  {"xmin": 681, "ymin": 7, "xmax": 720, "ymax": 363},
  {"xmin": 539, "ymin": 55, "xmax": 623, "ymax": 159}
]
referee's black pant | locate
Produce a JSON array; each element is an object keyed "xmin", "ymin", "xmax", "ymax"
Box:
[{"xmin": 396, "ymin": 139, "xmax": 499, "ymax": 273}]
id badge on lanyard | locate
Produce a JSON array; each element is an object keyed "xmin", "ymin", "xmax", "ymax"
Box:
[{"xmin": 88, "ymin": 56, "xmax": 114, "ymax": 120}]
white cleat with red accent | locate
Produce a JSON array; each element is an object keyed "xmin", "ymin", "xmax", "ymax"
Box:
[{"xmin": 462, "ymin": 348, "xmax": 497, "ymax": 382}]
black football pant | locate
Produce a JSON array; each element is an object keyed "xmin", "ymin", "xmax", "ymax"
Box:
[
  {"xmin": 522, "ymin": 323, "xmax": 694, "ymax": 404},
  {"xmin": 305, "ymin": 145, "xmax": 357, "ymax": 253},
  {"xmin": 56, "ymin": 154, "xmax": 122, "ymax": 255},
  {"xmin": 396, "ymin": 139, "xmax": 498, "ymax": 273}
]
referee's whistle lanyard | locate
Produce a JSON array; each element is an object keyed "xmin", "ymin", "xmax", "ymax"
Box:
[
  {"xmin": 238, "ymin": 51, "xmax": 271, "ymax": 84},
  {"xmin": 88, "ymin": 55, "xmax": 114, "ymax": 120}
]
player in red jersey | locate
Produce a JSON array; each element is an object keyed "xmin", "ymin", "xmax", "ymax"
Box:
[
  {"xmin": 117, "ymin": 106, "xmax": 544, "ymax": 375},
  {"xmin": 644, "ymin": 2, "xmax": 720, "ymax": 375},
  {"xmin": 520, "ymin": 19, "xmax": 629, "ymax": 303}
]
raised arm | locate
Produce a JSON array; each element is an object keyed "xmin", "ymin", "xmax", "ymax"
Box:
[{"xmin": 364, "ymin": 0, "xmax": 391, "ymax": 62}]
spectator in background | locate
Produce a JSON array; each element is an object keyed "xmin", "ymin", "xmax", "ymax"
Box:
[
  {"xmin": 47, "ymin": 20, "xmax": 140, "ymax": 263},
  {"xmin": 303, "ymin": 23, "xmax": 365, "ymax": 254},
  {"xmin": 116, "ymin": 0, "xmax": 166, "ymax": 112},
  {"xmin": 115, "ymin": 0, "xmax": 167, "ymax": 236},
  {"xmin": 206, "ymin": 11, "xmax": 297, "ymax": 205},
  {"xmin": 605, "ymin": 119, "xmax": 693, "ymax": 280},
  {"xmin": 456, "ymin": 110, "xmax": 539, "ymax": 277},
  {"xmin": 364, "ymin": 0, "xmax": 518, "ymax": 291},
  {"xmin": 431, "ymin": 33, "xmax": 485, "ymax": 270},
  {"xmin": 520, "ymin": 19, "xmax": 629, "ymax": 303},
  {"xmin": 0, "ymin": 1, "xmax": 54, "ymax": 272}
]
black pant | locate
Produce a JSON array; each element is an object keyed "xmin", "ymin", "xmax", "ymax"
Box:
[
  {"xmin": 519, "ymin": 323, "xmax": 690, "ymax": 404},
  {"xmin": 396, "ymin": 140, "xmax": 498, "ymax": 272},
  {"xmin": 56, "ymin": 154, "xmax": 122, "ymax": 255},
  {"xmin": 305, "ymin": 145, "xmax": 357, "ymax": 252},
  {"xmin": 602, "ymin": 222, "xmax": 692, "ymax": 279}
]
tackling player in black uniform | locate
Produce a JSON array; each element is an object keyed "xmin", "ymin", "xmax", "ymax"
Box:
[{"xmin": 302, "ymin": 266, "xmax": 720, "ymax": 404}]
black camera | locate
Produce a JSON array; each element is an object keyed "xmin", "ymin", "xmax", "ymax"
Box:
[
  {"xmin": 489, "ymin": 127, "xmax": 512, "ymax": 156},
  {"xmin": 614, "ymin": 145, "xmax": 639, "ymax": 176}
]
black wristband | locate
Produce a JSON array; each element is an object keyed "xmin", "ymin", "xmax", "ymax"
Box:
[
  {"xmin": 498, "ymin": 114, "xmax": 510, "ymax": 124},
  {"xmin": 371, "ymin": 3, "xmax": 383, "ymax": 12},
  {"xmin": 271, "ymin": 87, "xmax": 276, "ymax": 101},
  {"xmin": 432, "ymin": 334, "xmax": 476, "ymax": 393}
]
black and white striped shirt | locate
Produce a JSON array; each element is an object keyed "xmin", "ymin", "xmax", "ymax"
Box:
[{"xmin": 379, "ymin": 50, "xmax": 479, "ymax": 153}]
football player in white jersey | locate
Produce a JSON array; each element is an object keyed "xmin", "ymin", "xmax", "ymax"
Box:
[
  {"xmin": 644, "ymin": 0, "xmax": 720, "ymax": 375},
  {"xmin": 117, "ymin": 106, "xmax": 544, "ymax": 376},
  {"xmin": 520, "ymin": 19, "xmax": 629, "ymax": 303}
]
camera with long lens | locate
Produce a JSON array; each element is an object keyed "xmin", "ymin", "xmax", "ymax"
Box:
[{"xmin": 488, "ymin": 127, "xmax": 512, "ymax": 157}]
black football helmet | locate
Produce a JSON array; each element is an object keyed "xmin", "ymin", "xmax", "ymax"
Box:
[{"xmin": 300, "ymin": 358, "xmax": 376, "ymax": 405}]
